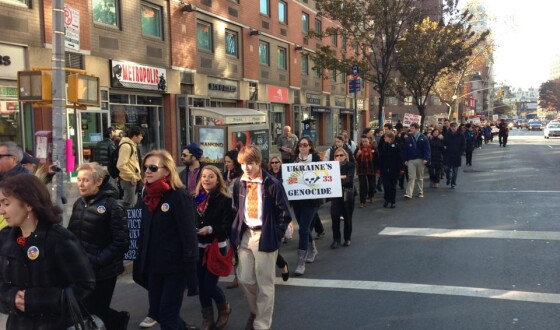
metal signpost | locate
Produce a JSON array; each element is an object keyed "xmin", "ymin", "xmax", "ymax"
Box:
[{"xmin": 349, "ymin": 65, "xmax": 361, "ymax": 140}]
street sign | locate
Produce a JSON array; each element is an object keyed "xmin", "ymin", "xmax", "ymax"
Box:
[
  {"xmin": 352, "ymin": 65, "xmax": 359, "ymax": 75},
  {"xmin": 349, "ymin": 79, "xmax": 361, "ymax": 93}
]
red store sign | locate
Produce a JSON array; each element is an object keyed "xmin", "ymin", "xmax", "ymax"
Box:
[{"xmin": 267, "ymin": 85, "xmax": 289, "ymax": 103}]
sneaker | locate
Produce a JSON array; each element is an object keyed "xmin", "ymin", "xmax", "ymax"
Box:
[
  {"xmin": 343, "ymin": 240, "xmax": 351, "ymax": 247},
  {"xmin": 404, "ymin": 195, "xmax": 412, "ymax": 199},
  {"xmin": 451, "ymin": 184, "xmax": 456, "ymax": 189},
  {"xmin": 418, "ymin": 193, "xmax": 424, "ymax": 198},
  {"xmin": 140, "ymin": 316, "xmax": 158, "ymax": 328}
]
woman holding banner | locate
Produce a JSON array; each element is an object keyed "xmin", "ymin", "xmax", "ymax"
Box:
[
  {"xmin": 330, "ymin": 148, "xmax": 356, "ymax": 248},
  {"xmin": 68, "ymin": 162, "xmax": 130, "ymax": 329},
  {"xmin": 291, "ymin": 137, "xmax": 323, "ymax": 276}
]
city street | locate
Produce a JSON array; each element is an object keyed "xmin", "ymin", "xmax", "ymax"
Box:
[{"xmin": 112, "ymin": 129, "xmax": 560, "ymax": 330}]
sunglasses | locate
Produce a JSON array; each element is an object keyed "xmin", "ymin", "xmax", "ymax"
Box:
[
  {"xmin": 298, "ymin": 143, "xmax": 309, "ymax": 147},
  {"xmin": 0, "ymin": 154, "xmax": 13, "ymax": 158},
  {"xmin": 181, "ymin": 153, "xmax": 192, "ymax": 157},
  {"xmin": 270, "ymin": 161, "xmax": 280, "ymax": 164},
  {"xmin": 334, "ymin": 154, "xmax": 345, "ymax": 158},
  {"xmin": 144, "ymin": 164, "xmax": 164, "ymax": 172}
]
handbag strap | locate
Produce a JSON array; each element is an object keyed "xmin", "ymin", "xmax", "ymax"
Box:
[{"xmin": 64, "ymin": 287, "xmax": 87, "ymax": 329}]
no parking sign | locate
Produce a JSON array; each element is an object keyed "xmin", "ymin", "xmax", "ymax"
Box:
[{"xmin": 64, "ymin": 4, "xmax": 80, "ymax": 51}]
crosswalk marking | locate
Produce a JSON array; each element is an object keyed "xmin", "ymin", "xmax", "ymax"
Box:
[
  {"xmin": 218, "ymin": 276, "xmax": 560, "ymax": 304},
  {"xmin": 378, "ymin": 227, "xmax": 560, "ymax": 241}
]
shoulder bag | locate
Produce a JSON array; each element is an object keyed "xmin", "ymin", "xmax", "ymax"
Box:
[{"xmin": 65, "ymin": 287, "xmax": 105, "ymax": 330}]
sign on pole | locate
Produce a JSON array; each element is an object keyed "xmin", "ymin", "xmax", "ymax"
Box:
[
  {"xmin": 64, "ymin": 4, "xmax": 80, "ymax": 51},
  {"xmin": 281, "ymin": 161, "xmax": 342, "ymax": 200},
  {"xmin": 402, "ymin": 113, "xmax": 422, "ymax": 127}
]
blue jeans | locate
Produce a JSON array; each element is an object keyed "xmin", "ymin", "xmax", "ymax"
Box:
[
  {"xmin": 292, "ymin": 203, "xmax": 319, "ymax": 251},
  {"xmin": 445, "ymin": 166, "xmax": 459, "ymax": 186},
  {"xmin": 197, "ymin": 247, "xmax": 226, "ymax": 308}
]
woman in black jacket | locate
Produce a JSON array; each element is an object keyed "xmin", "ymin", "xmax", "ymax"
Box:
[
  {"xmin": 290, "ymin": 137, "xmax": 322, "ymax": 276},
  {"xmin": 223, "ymin": 149, "xmax": 242, "ymax": 195},
  {"xmin": 0, "ymin": 174, "xmax": 95, "ymax": 330},
  {"xmin": 68, "ymin": 162, "xmax": 130, "ymax": 329},
  {"xmin": 330, "ymin": 148, "xmax": 356, "ymax": 248},
  {"xmin": 428, "ymin": 128, "xmax": 445, "ymax": 188},
  {"xmin": 134, "ymin": 150, "xmax": 199, "ymax": 330},
  {"xmin": 194, "ymin": 165, "xmax": 235, "ymax": 330},
  {"xmin": 379, "ymin": 132, "xmax": 403, "ymax": 208}
]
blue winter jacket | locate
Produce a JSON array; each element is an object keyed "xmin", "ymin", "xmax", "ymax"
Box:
[{"xmin": 404, "ymin": 133, "xmax": 431, "ymax": 162}]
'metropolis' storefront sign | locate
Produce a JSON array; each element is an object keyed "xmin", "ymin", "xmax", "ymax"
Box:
[{"xmin": 110, "ymin": 60, "xmax": 167, "ymax": 92}]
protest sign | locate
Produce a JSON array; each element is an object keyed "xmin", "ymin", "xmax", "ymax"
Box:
[
  {"xmin": 281, "ymin": 161, "xmax": 342, "ymax": 201},
  {"xmin": 123, "ymin": 208, "xmax": 142, "ymax": 260},
  {"xmin": 403, "ymin": 113, "xmax": 422, "ymax": 127}
]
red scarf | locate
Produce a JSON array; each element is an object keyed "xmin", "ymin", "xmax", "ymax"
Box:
[
  {"xmin": 144, "ymin": 178, "xmax": 172, "ymax": 212},
  {"xmin": 359, "ymin": 145, "xmax": 373, "ymax": 161}
]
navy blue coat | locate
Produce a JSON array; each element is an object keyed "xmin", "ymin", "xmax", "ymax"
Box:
[
  {"xmin": 379, "ymin": 141, "xmax": 403, "ymax": 180},
  {"xmin": 444, "ymin": 131, "xmax": 466, "ymax": 167},
  {"xmin": 404, "ymin": 133, "xmax": 431, "ymax": 162},
  {"xmin": 231, "ymin": 171, "xmax": 292, "ymax": 252}
]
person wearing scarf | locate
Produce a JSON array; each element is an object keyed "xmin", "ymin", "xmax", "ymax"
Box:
[
  {"xmin": 133, "ymin": 150, "xmax": 199, "ymax": 330},
  {"xmin": 222, "ymin": 149, "xmax": 242, "ymax": 196},
  {"xmin": 355, "ymin": 134, "xmax": 377, "ymax": 208}
]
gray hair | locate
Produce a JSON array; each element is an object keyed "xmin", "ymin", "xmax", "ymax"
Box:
[
  {"xmin": 76, "ymin": 162, "xmax": 108, "ymax": 183},
  {"xmin": 0, "ymin": 141, "xmax": 23, "ymax": 162}
]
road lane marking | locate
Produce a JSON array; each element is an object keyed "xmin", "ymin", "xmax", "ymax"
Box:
[
  {"xmin": 379, "ymin": 227, "xmax": 560, "ymax": 241},
  {"xmin": 461, "ymin": 190, "xmax": 560, "ymax": 193},
  {"xmin": 219, "ymin": 276, "xmax": 560, "ymax": 304}
]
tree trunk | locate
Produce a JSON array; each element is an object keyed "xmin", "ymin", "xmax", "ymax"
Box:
[
  {"xmin": 418, "ymin": 104, "xmax": 426, "ymax": 129},
  {"xmin": 378, "ymin": 95, "xmax": 385, "ymax": 129}
]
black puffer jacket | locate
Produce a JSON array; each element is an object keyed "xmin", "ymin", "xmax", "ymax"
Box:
[
  {"xmin": 92, "ymin": 138, "xmax": 116, "ymax": 166},
  {"xmin": 0, "ymin": 223, "xmax": 95, "ymax": 330},
  {"xmin": 68, "ymin": 178, "xmax": 128, "ymax": 280}
]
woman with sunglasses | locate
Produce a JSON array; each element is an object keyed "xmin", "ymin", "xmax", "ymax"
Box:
[
  {"xmin": 223, "ymin": 150, "xmax": 242, "ymax": 195},
  {"xmin": 267, "ymin": 156, "xmax": 283, "ymax": 180},
  {"xmin": 134, "ymin": 150, "xmax": 199, "ymax": 330},
  {"xmin": 330, "ymin": 148, "xmax": 356, "ymax": 248},
  {"xmin": 0, "ymin": 174, "xmax": 95, "ymax": 329},
  {"xmin": 290, "ymin": 137, "xmax": 322, "ymax": 276},
  {"xmin": 68, "ymin": 162, "xmax": 130, "ymax": 329},
  {"xmin": 194, "ymin": 166, "xmax": 235, "ymax": 330}
]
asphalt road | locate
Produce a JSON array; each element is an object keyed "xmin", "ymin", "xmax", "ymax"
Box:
[{"xmin": 112, "ymin": 128, "xmax": 560, "ymax": 330}]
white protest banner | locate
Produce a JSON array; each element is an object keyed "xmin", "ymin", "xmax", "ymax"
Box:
[
  {"xmin": 282, "ymin": 161, "xmax": 342, "ymax": 200},
  {"xmin": 403, "ymin": 113, "xmax": 422, "ymax": 127}
]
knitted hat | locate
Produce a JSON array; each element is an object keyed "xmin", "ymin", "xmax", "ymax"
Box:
[{"xmin": 185, "ymin": 143, "xmax": 203, "ymax": 159}]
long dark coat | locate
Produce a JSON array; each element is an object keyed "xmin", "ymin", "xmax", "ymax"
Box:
[
  {"xmin": 444, "ymin": 131, "xmax": 466, "ymax": 167},
  {"xmin": 379, "ymin": 141, "xmax": 403, "ymax": 180},
  {"xmin": 428, "ymin": 135, "xmax": 445, "ymax": 166}
]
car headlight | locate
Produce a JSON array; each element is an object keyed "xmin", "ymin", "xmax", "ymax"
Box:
[{"xmin": 508, "ymin": 123, "xmax": 513, "ymax": 128}]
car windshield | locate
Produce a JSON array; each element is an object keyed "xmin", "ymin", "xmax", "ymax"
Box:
[
  {"xmin": 548, "ymin": 123, "xmax": 560, "ymax": 128},
  {"xmin": 530, "ymin": 121, "xmax": 542, "ymax": 125}
]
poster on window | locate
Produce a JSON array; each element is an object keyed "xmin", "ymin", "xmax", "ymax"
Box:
[
  {"xmin": 197, "ymin": 126, "xmax": 226, "ymax": 166},
  {"xmin": 403, "ymin": 113, "xmax": 422, "ymax": 127},
  {"xmin": 281, "ymin": 161, "xmax": 342, "ymax": 200},
  {"xmin": 231, "ymin": 129, "xmax": 270, "ymax": 161}
]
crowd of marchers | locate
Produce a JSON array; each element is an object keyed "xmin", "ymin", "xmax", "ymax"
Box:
[{"xmin": 0, "ymin": 118, "xmax": 509, "ymax": 330}]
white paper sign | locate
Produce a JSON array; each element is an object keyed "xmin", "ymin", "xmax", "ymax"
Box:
[
  {"xmin": 64, "ymin": 4, "xmax": 80, "ymax": 51},
  {"xmin": 281, "ymin": 161, "xmax": 342, "ymax": 201},
  {"xmin": 403, "ymin": 113, "xmax": 421, "ymax": 127}
]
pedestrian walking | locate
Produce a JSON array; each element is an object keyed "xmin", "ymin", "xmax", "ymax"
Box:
[
  {"xmin": 498, "ymin": 119, "xmax": 509, "ymax": 147},
  {"xmin": 231, "ymin": 146, "xmax": 292, "ymax": 330},
  {"xmin": 330, "ymin": 148, "xmax": 356, "ymax": 248},
  {"xmin": 443, "ymin": 122, "xmax": 466, "ymax": 189},
  {"xmin": 276, "ymin": 126, "xmax": 298, "ymax": 163},
  {"xmin": 92, "ymin": 126, "xmax": 117, "ymax": 166},
  {"xmin": 194, "ymin": 166, "xmax": 235, "ymax": 330},
  {"xmin": 134, "ymin": 150, "xmax": 199, "ymax": 330},
  {"xmin": 403, "ymin": 123, "xmax": 431, "ymax": 199},
  {"xmin": 341, "ymin": 130, "xmax": 357, "ymax": 153},
  {"xmin": 355, "ymin": 134, "xmax": 376, "ymax": 207},
  {"xmin": 483, "ymin": 123, "xmax": 492, "ymax": 144},
  {"xmin": 324, "ymin": 135, "xmax": 355, "ymax": 163},
  {"xmin": 465, "ymin": 124, "xmax": 476, "ymax": 166},
  {"xmin": 68, "ymin": 162, "xmax": 130, "ymax": 329},
  {"xmin": 379, "ymin": 132, "xmax": 403, "ymax": 208},
  {"xmin": 290, "ymin": 137, "xmax": 323, "ymax": 275},
  {"xmin": 428, "ymin": 128, "xmax": 445, "ymax": 188},
  {"xmin": 179, "ymin": 143, "xmax": 204, "ymax": 197},
  {"xmin": 223, "ymin": 149, "xmax": 242, "ymax": 196},
  {"xmin": 117, "ymin": 126, "xmax": 144, "ymax": 207},
  {"xmin": 0, "ymin": 174, "xmax": 95, "ymax": 329}
]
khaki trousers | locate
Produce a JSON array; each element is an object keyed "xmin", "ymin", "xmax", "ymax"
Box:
[
  {"xmin": 406, "ymin": 158, "xmax": 425, "ymax": 197},
  {"xmin": 237, "ymin": 229, "xmax": 278, "ymax": 330}
]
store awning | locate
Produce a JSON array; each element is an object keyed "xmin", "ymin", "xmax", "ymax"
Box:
[{"xmin": 191, "ymin": 107, "xmax": 267, "ymax": 125}]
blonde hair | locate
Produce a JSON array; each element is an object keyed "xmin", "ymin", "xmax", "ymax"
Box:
[
  {"xmin": 76, "ymin": 162, "xmax": 108, "ymax": 184},
  {"xmin": 195, "ymin": 165, "xmax": 229, "ymax": 197},
  {"xmin": 267, "ymin": 156, "xmax": 282, "ymax": 171},
  {"xmin": 238, "ymin": 145, "xmax": 262, "ymax": 164},
  {"xmin": 334, "ymin": 147, "xmax": 348, "ymax": 159},
  {"xmin": 142, "ymin": 150, "xmax": 184, "ymax": 190}
]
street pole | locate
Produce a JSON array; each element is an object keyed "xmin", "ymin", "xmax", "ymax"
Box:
[
  {"xmin": 52, "ymin": 0, "xmax": 67, "ymax": 214},
  {"xmin": 354, "ymin": 90, "xmax": 358, "ymax": 141}
]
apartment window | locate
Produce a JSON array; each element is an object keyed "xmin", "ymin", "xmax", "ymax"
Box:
[
  {"xmin": 315, "ymin": 66, "xmax": 321, "ymax": 78},
  {"xmin": 277, "ymin": 47, "xmax": 287, "ymax": 70},
  {"xmin": 331, "ymin": 33, "xmax": 338, "ymax": 46},
  {"xmin": 342, "ymin": 35, "xmax": 347, "ymax": 50},
  {"xmin": 259, "ymin": 41, "xmax": 270, "ymax": 65},
  {"xmin": 9, "ymin": 0, "xmax": 29, "ymax": 5},
  {"xmin": 93, "ymin": 0, "xmax": 120, "ymax": 27},
  {"xmin": 331, "ymin": 69, "xmax": 337, "ymax": 82},
  {"xmin": 301, "ymin": 55, "xmax": 309, "ymax": 75},
  {"xmin": 197, "ymin": 21, "xmax": 213, "ymax": 52},
  {"xmin": 260, "ymin": 0, "xmax": 270, "ymax": 16},
  {"xmin": 225, "ymin": 30, "xmax": 238, "ymax": 57},
  {"xmin": 141, "ymin": 3, "xmax": 162, "ymax": 38},
  {"xmin": 315, "ymin": 19, "xmax": 322, "ymax": 35},
  {"xmin": 404, "ymin": 96, "xmax": 413, "ymax": 105},
  {"xmin": 301, "ymin": 13, "xmax": 309, "ymax": 35},
  {"xmin": 278, "ymin": 1, "xmax": 287, "ymax": 24},
  {"xmin": 432, "ymin": 95, "xmax": 441, "ymax": 105}
]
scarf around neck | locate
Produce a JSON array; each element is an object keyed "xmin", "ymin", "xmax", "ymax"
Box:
[{"xmin": 144, "ymin": 177, "xmax": 172, "ymax": 212}]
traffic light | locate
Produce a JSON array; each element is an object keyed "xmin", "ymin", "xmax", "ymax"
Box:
[
  {"xmin": 68, "ymin": 74, "xmax": 100, "ymax": 106},
  {"xmin": 17, "ymin": 71, "xmax": 52, "ymax": 101}
]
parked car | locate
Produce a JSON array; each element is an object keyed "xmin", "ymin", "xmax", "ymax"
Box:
[
  {"xmin": 515, "ymin": 119, "xmax": 527, "ymax": 129},
  {"xmin": 527, "ymin": 120, "xmax": 543, "ymax": 131},
  {"xmin": 544, "ymin": 121, "xmax": 560, "ymax": 138}
]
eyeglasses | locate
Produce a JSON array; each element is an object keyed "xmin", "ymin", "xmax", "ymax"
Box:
[
  {"xmin": 334, "ymin": 154, "xmax": 345, "ymax": 158},
  {"xmin": 298, "ymin": 143, "xmax": 309, "ymax": 147},
  {"xmin": 144, "ymin": 164, "xmax": 164, "ymax": 172},
  {"xmin": 181, "ymin": 153, "xmax": 192, "ymax": 157},
  {"xmin": 270, "ymin": 161, "xmax": 280, "ymax": 164},
  {"xmin": 0, "ymin": 154, "xmax": 13, "ymax": 158}
]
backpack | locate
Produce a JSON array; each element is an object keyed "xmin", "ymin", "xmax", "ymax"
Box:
[{"xmin": 108, "ymin": 142, "xmax": 133, "ymax": 179}]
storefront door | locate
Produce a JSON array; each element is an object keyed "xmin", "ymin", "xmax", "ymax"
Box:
[
  {"xmin": 77, "ymin": 110, "xmax": 110, "ymax": 164},
  {"xmin": 176, "ymin": 95, "xmax": 209, "ymax": 155}
]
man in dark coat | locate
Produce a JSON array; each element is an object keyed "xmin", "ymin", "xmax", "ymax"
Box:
[
  {"xmin": 92, "ymin": 127, "xmax": 117, "ymax": 166},
  {"xmin": 0, "ymin": 141, "xmax": 27, "ymax": 181},
  {"xmin": 443, "ymin": 122, "xmax": 466, "ymax": 189},
  {"xmin": 497, "ymin": 119, "xmax": 509, "ymax": 147},
  {"xmin": 379, "ymin": 131, "xmax": 403, "ymax": 208}
]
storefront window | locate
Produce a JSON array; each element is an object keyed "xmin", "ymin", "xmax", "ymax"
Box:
[
  {"xmin": 141, "ymin": 2, "xmax": 162, "ymax": 39},
  {"xmin": 0, "ymin": 86, "xmax": 22, "ymax": 145},
  {"xmin": 93, "ymin": 0, "xmax": 120, "ymax": 28},
  {"xmin": 270, "ymin": 104, "xmax": 284, "ymax": 143},
  {"xmin": 197, "ymin": 20, "xmax": 213, "ymax": 52}
]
